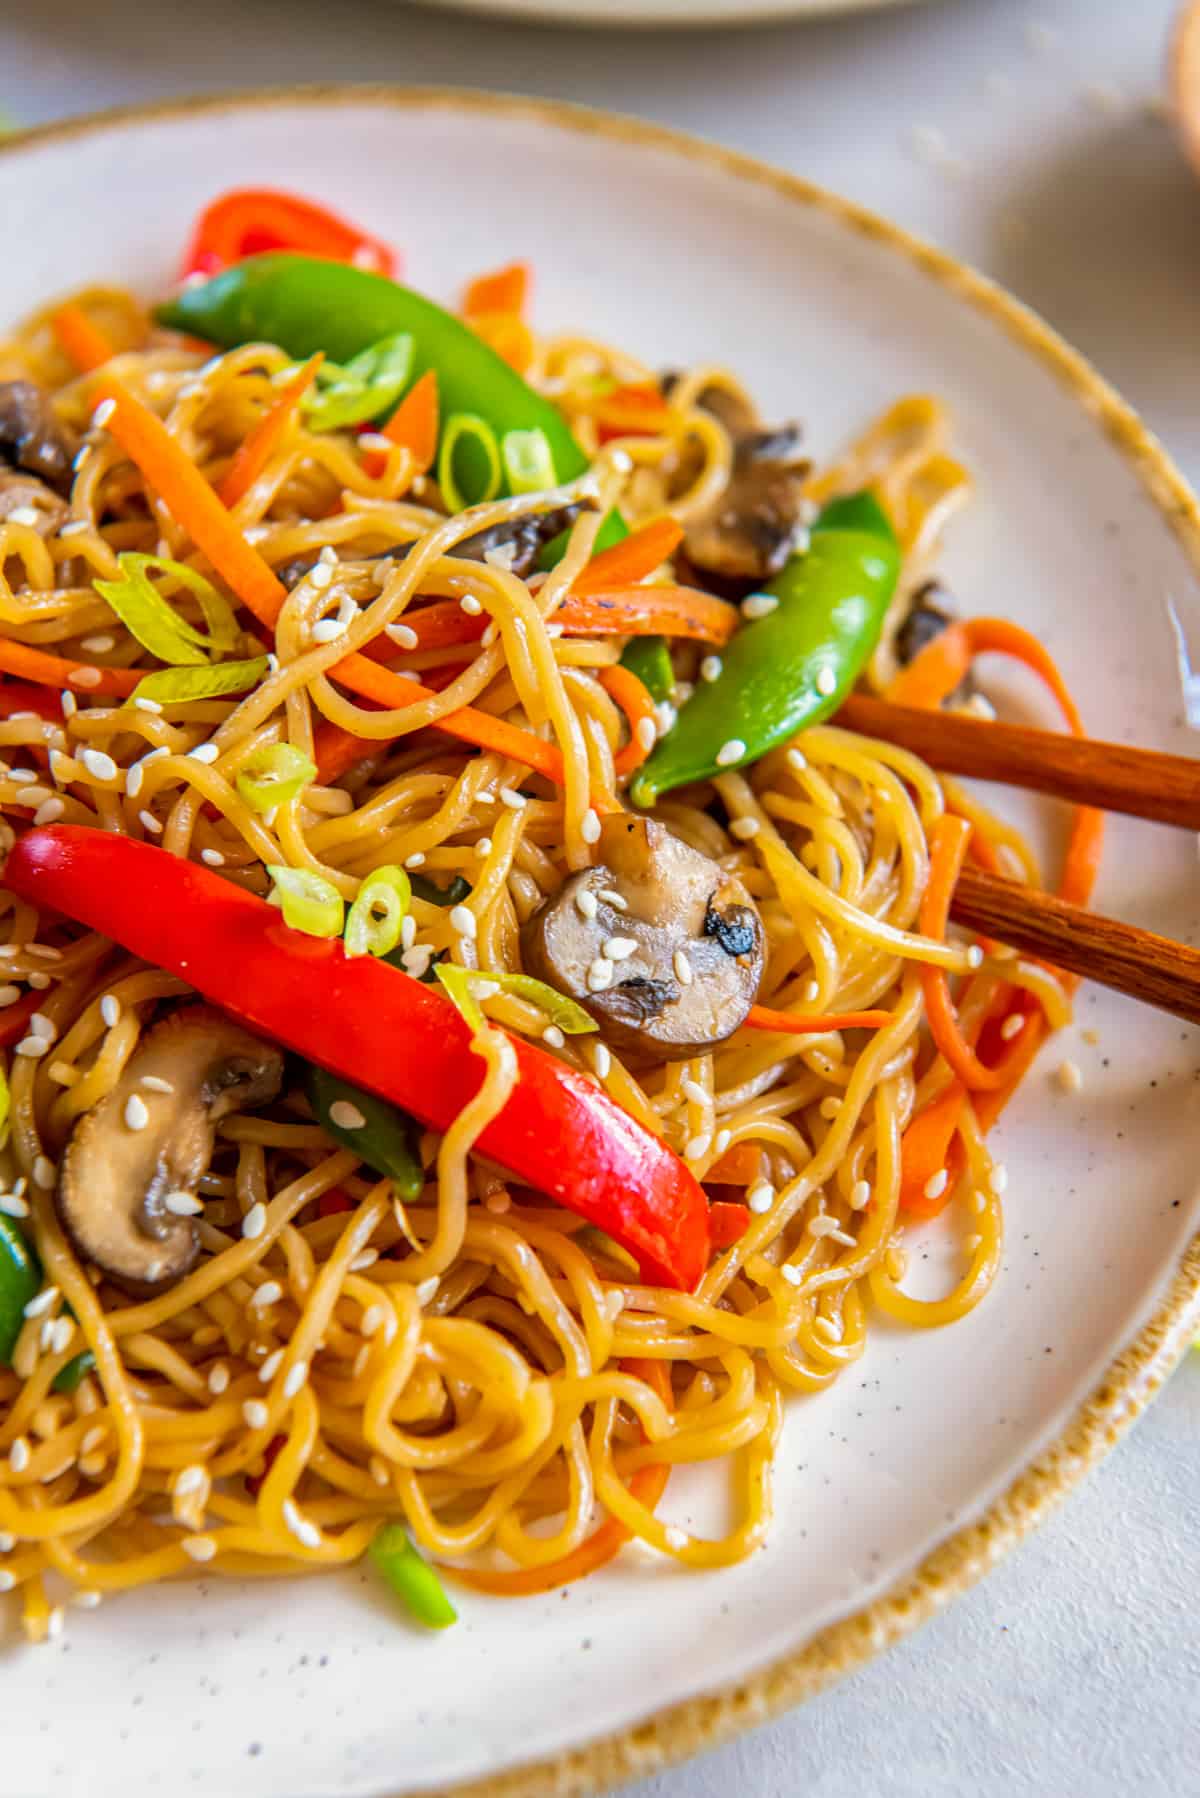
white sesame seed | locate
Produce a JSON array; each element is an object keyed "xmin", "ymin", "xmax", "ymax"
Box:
[
  {"xmin": 8, "ymin": 767, "xmax": 36, "ymax": 784},
  {"xmin": 124, "ymin": 1095, "xmax": 150, "ymax": 1132},
  {"xmin": 16, "ymin": 785, "xmax": 50, "ymax": 807},
  {"xmin": 713, "ymin": 1129, "xmax": 731, "ymax": 1157},
  {"xmin": 449, "ymin": 904, "xmax": 476, "ymax": 939},
  {"xmin": 684, "ymin": 1133, "xmax": 712, "ymax": 1162},
  {"xmin": 575, "ymin": 888, "xmax": 599, "ymax": 921},
  {"xmin": 181, "ymin": 1534, "xmax": 217, "ymax": 1563},
  {"xmin": 635, "ymin": 715, "xmax": 657, "ymax": 752},
  {"xmin": 747, "ymin": 1181, "xmax": 775, "ymax": 1214},
  {"xmin": 370, "ymin": 1455, "xmax": 391, "ymax": 1487},
  {"xmin": 415, "ymin": 1277, "xmax": 439, "ymax": 1306},
  {"xmin": 596, "ymin": 888, "xmax": 627, "ymax": 912},
  {"xmin": 808, "ymin": 1215, "xmax": 840, "ymax": 1238},
  {"xmin": 132, "ymin": 695, "xmax": 163, "ymax": 715},
  {"xmin": 587, "ymin": 958, "xmax": 614, "ymax": 993},
  {"xmin": 139, "ymin": 810, "xmax": 163, "ymax": 835},
  {"xmin": 964, "ymin": 1233, "xmax": 982, "ymax": 1254},
  {"xmin": 81, "ymin": 634, "xmax": 115, "ymax": 654},
  {"xmin": 475, "ymin": 837, "xmax": 492, "ymax": 858},
  {"xmin": 399, "ymin": 914, "xmax": 418, "ymax": 953},
  {"xmin": 1000, "ymin": 1013, "xmax": 1024, "ymax": 1041},
  {"xmin": 164, "ymin": 1190, "xmax": 202, "ymax": 1217},
  {"xmin": 850, "ymin": 1180, "xmax": 872, "ymax": 1210},
  {"xmin": 201, "ymin": 848, "xmax": 225, "ymax": 868},
  {"xmin": 7, "ymin": 506, "xmax": 41, "ymax": 527},
  {"xmin": 581, "ymin": 808, "xmax": 601, "ymax": 845},
  {"xmin": 0, "ymin": 1571, "xmax": 15, "ymax": 1593},
  {"xmin": 829, "ymin": 1227, "xmax": 857, "ymax": 1248},
  {"xmin": 242, "ymin": 1398, "xmax": 269, "ymax": 1429},
  {"xmin": 68, "ymin": 667, "xmax": 101, "ymax": 689},
  {"xmin": 460, "ymin": 594, "xmax": 484, "ymax": 616},
  {"xmin": 385, "ymin": 622, "xmax": 419, "ymax": 650},
  {"xmin": 787, "ymin": 747, "xmax": 808, "ymax": 774},
  {"xmin": 700, "ymin": 655, "xmax": 723, "ymax": 683},
  {"xmin": 208, "ymin": 1364, "xmax": 230, "ymax": 1396},
  {"xmin": 8, "ymin": 1437, "xmax": 30, "ymax": 1473},
  {"xmin": 79, "ymin": 1427, "xmax": 107, "ymax": 1457},
  {"xmin": 673, "ymin": 948, "xmax": 693, "ymax": 987},
  {"xmin": 310, "ymin": 617, "xmax": 345, "ymax": 644},
  {"xmin": 174, "ymin": 1465, "xmax": 205, "ymax": 1497},
  {"xmin": 729, "ymin": 817, "xmax": 759, "ymax": 840},
  {"xmin": 972, "ymin": 1190, "xmax": 987, "ymax": 1215},
  {"xmin": 715, "ymin": 738, "xmax": 745, "ymax": 767},
  {"xmin": 16, "ymin": 1036, "xmax": 48, "ymax": 1059},
  {"xmin": 403, "ymin": 851, "xmax": 426, "ymax": 868},
  {"xmin": 923, "ymin": 1168, "xmax": 949, "ymax": 1201},
  {"xmin": 329, "ymin": 1099, "xmax": 367, "ymax": 1131},
  {"xmin": 318, "ymin": 545, "xmax": 338, "ymax": 567},
  {"xmin": 401, "ymin": 944, "xmax": 434, "ymax": 979},
  {"xmin": 741, "ymin": 593, "xmax": 779, "ymax": 620},
  {"xmin": 59, "ymin": 519, "xmax": 90, "ymax": 539},
  {"xmin": 27, "ymin": 973, "xmax": 51, "ymax": 992},
  {"xmin": 1056, "ymin": 1059, "xmax": 1083, "ymax": 1095},
  {"xmin": 71, "ymin": 1589, "xmax": 102, "ymax": 1609},
  {"xmin": 780, "ymin": 1263, "xmax": 803, "ymax": 1286},
  {"xmin": 499, "ymin": 787, "xmax": 527, "ymax": 810},
  {"xmin": 33, "ymin": 1156, "xmax": 55, "ymax": 1189},
  {"xmin": 24, "ymin": 1285, "xmax": 59, "ymax": 1319},
  {"xmin": 681, "ymin": 1077, "xmax": 708, "ymax": 1106},
  {"xmin": 33, "ymin": 797, "xmax": 65, "ymax": 826},
  {"xmin": 0, "ymin": 1194, "xmax": 30, "ymax": 1220},
  {"xmin": 79, "ymin": 747, "xmax": 118, "ymax": 783},
  {"xmin": 46, "ymin": 1605, "xmax": 65, "ymax": 1640},
  {"xmin": 188, "ymin": 742, "xmax": 219, "ymax": 765},
  {"xmin": 282, "ymin": 1499, "xmax": 321, "ymax": 1549},
  {"xmin": 361, "ymin": 1304, "xmax": 385, "ymax": 1338},
  {"xmin": 91, "ymin": 398, "xmax": 116, "ymax": 428},
  {"xmin": 542, "ymin": 1024, "xmax": 565, "ymax": 1049},
  {"xmin": 282, "ymin": 1361, "xmax": 308, "ymax": 1400},
  {"xmin": 350, "ymin": 1249, "xmax": 378, "ymax": 1273},
  {"xmin": 251, "ymin": 1282, "xmax": 283, "ymax": 1311},
  {"xmin": 98, "ymin": 994, "xmax": 120, "ymax": 1030},
  {"xmin": 28, "ymin": 1013, "xmax": 55, "ymax": 1043},
  {"xmin": 990, "ymin": 1163, "xmax": 1009, "ymax": 1195},
  {"xmin": 308, "ymin": 561, "xmax": 334, "ymax": 591},
  {"xmin": 258, "ymin": 1349, "xmax": 284, "ymax": 1383},
  {"xmin": 602, "ymin": 935, "xmax": 638, "ymax": 961},
  {"xmin": 0, "ymin": 987, "xmax": 18, "ymax": 1008},
  {"xmin": 966, "ymin": 945, "xmax": 984, "ymax": 969},
  {"xmin": 49, "ymin": 1317, "xmax": 74, "ymax": 1356},
  {"xmin": 242, "ymin": 1202, "xmax": 267, "ymax": 1242},
  {"xmin": 663, "ymin": 1525, "xmax": 688, "ymax": 1551}
]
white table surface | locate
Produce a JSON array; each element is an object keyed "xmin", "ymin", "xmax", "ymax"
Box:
[{"xmin": 3, "ymin": 0, "xmax": 1199, "ymax": 1790}]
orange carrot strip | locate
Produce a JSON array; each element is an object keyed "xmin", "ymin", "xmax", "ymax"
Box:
[
  {"xmin": 594, "ymin": 382, "xmax": 671, "ymax": 444},
  {"xmin": 897, "ymin": 1085, "xmax": 969, "ymax": 1219},
  {"xmin": 706, "ymin": 1142, "xmax": 765, "ymax": 1186},
  {"xmin": 0, "ymin": 638, "xmax": 139, "ymax": 699},
  {"xmin": 51, "ymin": 304, "xmax": 116, "ymax": 374},
  {"xmin": 707, "ymin": 1201, "xmax": 752, "ymax": 1249},
  {"xmin": 558, "ymin": 584, "xmax": 738, "ymax": 645},
  {"xmin": 449, "ymin": 1359, "xmax": 671, "ymax": 1597},
  {"xmin": 919, "ymin": 816, "xmax": 1006, "ymax": 1093},
  {"xmin": 598, "ymin": 664, "xmax": 656, "ymax": 779},
  {"xmin": 367, "ymin": 368, "xmax": 439, "ymax": 477},
  {"xmin": 885, "ymin": 619, "xmax": 971, "ymax": 707},
  {"xmin": 574, "ymin": 519, "xmax": 684, "ymax": 596},
  {"xmin": 217, "ymin": 352, "xmax": 323, "ymax": 507},
  {"xmin": 469, "ymin": 313, "xmax": 534, "ymax": 374},
  {"xmin": 746, "ymin": 1004, "xmax": 893, "ymax": 1034},
  {"xmin": 463, "ymin": 262, "xmax": 530, "ymax": 320}
]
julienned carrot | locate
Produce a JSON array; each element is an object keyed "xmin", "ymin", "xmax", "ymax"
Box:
[
  {"xmin": 366, "ymin": 584, "xmax": 737, "ymax": 661},
  {"xmin": 368, "ymin": 368, "xmax": 439, "ymax": 476},
  {"xmin": 0, "ymin": 638, "xmax": 139, "ymax": 699},
  {"xmin": 218, "ymin": 352, "xmax": 323, "ymax": 507},
  {"xmin": 896, "ymin": 1082, "xmax": 969, "ymax": 1219},
  {"xmin": 707, "ymin": 1201, "xmax": 751, "ymax": 1248},
  {"xmin": 706, "ymin": 1141, "xmax": 765, "ymax": 1187},
  {"xmin": 598, "ymin": 663, "xmax": 656, "ymax": 778},
  {"xmin": 463, "ymin": 262, "xmax": 530, "ymax": 320},
  {"xmin": 746, "ymin": 1004, "xmax": 893, "ymax": 1034},
  {"xmin": 573, "ymin": 519, "xmax": 684, "ymax": 596},
  {"xmin": 885, "ymin": 619, "xmax": 971, "ymax": 708},
  {"xmin": 594, "ymin": 382, "xmax": 671, "ymax": 444},
  {"xmin": 51, "ymin": 304, "xmax": 116, "ymax": 374},
  {"xmin": 962, "ymin": 618, "xmax": 1084, "ymax": 732},
  {"xmin": 918, "ymin": 816, "xmax": 1006, "ymax": 1093},
  {"xmin": 468, "ymin": 313, "xmax": 535, "ymax": 375},
  {"xmin": 448, "ymin": 1359, "xmax": 671, "ymax": 1597}
]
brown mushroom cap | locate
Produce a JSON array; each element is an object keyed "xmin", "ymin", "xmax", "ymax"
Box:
[
  {"xmin": 0, "ymin": 381, "xmax": 78, "ymax": 497},
  {"xmin": 56, "ymin": 1006, "xmax": 284, "ymax": 1296},
  {"xmin": 677, "ymin": 384, "xmax": 811, "ymax": 585},
  {"xmin": 521, "ymin": 816, "xmax": 764, "ymax": 1060}
]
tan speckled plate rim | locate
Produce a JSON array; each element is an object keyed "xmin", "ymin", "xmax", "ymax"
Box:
[{"xmin": 3, "ymin": 84, "xmax": 1199, "ymax": 1798}]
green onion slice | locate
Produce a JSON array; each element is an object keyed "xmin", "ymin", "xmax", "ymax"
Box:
[
  {"xmin": 438, "ymin": 413, "xmax": 501, "ymax": 515},
  {"xmin": 369, "ymin": 1523, "xmax": 457, "ymax": 1630},
  {"xmin": 93, "ymin": 553, "xmax": 240, "ymax": 666},
  {"xmin": 236, "ymin": 743, "xmax": 317, "ymax": 814},
  {"xmin": 344, "ymin": 865, "xmax": 412, "ymax": 961},
  {"xmin": 478, "ymin": 971, "xmax": 596, "ymax": 1034},
  {"xmin": 501, "ymin": 427, "xmax": 557, "ymax": 496},
  {"xmin": 129, "ymin": 656, "xmax": 270, "ymax": 707},
  {"xmin": 433, "ymin": 962, "xmax": 486, "ymax": 1032},
  {"xmin": 303, "ymin": 333, "xmax": 414, "ymax": 432},
  {"xmin": 266, "ymin": 865, "xmax": 344, "ymax": 938}
]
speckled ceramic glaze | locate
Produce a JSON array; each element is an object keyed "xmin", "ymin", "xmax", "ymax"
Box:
[{"xmin": 2, "ymin": 89, "xmax": 1199, "ymax": 1798}]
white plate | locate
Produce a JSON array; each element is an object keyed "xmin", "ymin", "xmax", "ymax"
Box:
[
  {"xmin": 2, "ymin": 88, "xmax": 1200, "ymax": 1798},
  {"xmin": 418, "ymin": 0, "xmax": 931, "ymax": 28}
]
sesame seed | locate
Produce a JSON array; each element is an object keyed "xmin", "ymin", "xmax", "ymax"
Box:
[
  {"xmin": 415, "ymin": 1277, "xmax": 439, "ymax": 1306},
  {"xmin": 596, "ymin": 888, "xmax": 628, "ymax": 911},
  {"xmin": 68, "ymin": 667, "xmax": 101, "ymax": 689},
  {"xmin": 310, "ymin": 617, "xmax": 345, "ymax": 645},
  {"xmin": 8, "ymin": 768, "xmax": 36, "ymax": 784},
  {"xmin": 308, "ymin": 561, "xmax": 334, "ymax": 592},
  {"xmin": 828, "ymin": 1227, "xmax": 857, "ymax": 1248},
  {"xmin": 99, "ymin": 994, "xmax": 120, "ymax": 1029},
  {"xmin": 181, "ymin": 1535, "xmax": 217, "ymax": 1563},
  {"xmin": 59, "ymin": 519, "xmax": 90, "ymax": 538},
  {"xmin": 49, "ymin": 1317, "xmax": 74, "ymax": 1356},
  {"xmin": 164, "ymin": 1190, "xmax": 202, "ymax": 1217},
  {"xmin": 79, "ymin": 748, "xmax": 118, "ymax": 783},
  {"xmin": 787, "ymin": 748, "xmax": 808, "ymax": 774},
  {"xmin": 27, "ymin": 973, "xmax": 51, "ymax": 992},
  {"xmin": 46, "ymin": 1605, "xmax": 65, "ymax": 1639},
  {"xmin": 242, "ymin": 1398, "xmax": 269, "ymax": 1429},
  {"xmin": 29, "ymin": 1013, "xmax": 55, "ymax": 1042},
  {"xmin": 964, "ymin": 1233, "xmax": 982, "ymax": 1254},
  {"xmin": 24, "ymin": 1285, "xmax": 58, "ymax": 1320},
  {"xmin": 385, "ymin": 622, "xmax": 418, "ymax": 650},
  {"xmin": 681, "ymin": 1078, "xmax": 708, "ymax": 1106},
  {"xmin": 81, "ymin": 634, "xmax": 115, "ymax": 654},
  {"xmin": 258, "ymin": 1349, "xmax": 284, "ymax": 1383},
  {"xmin": 499, "ymin": 787, "xmax": 527, "ymax": 810},
  {"xmin": 581, "ymin": 808, "xmax": 601, "ymax": 844},
  {"xmin": 804, "ymin": 979, "xmax": 820, "ymax": 1003},
  {"xmin": 370, "ymin": 1456, "xmax": 391, "ymax": 1487},
  {"xmin": 780, "ymin": 1263, "xmax": 803, "ymax": 1286},
  {"xmin": 16, "ymin": 1036, "xmax": 48, "ymax": 1059},
  {"xmin": 713, "ymin": 1128, "xmax": 731, "ymax": 1156},
  {"xmin": 401, "ymin": 944, "xmax": 434, "ymax": 979},
  {"xmin": 8, "ymin": 1437, "xmax": 30, "ymax": 1473},
  {"xmin": 329, "ymin": 1099, "xmax": 367, "ymax": 1131},
  {"xmin": 966, "ymin": 945, "xmax": 984, "ymax": 969},
  {"xmin": 251, "ymin": 1282, "xmax": 283, "ymax": 1311},
  {"xmin": 747, "ymin": 1181, "xmax": 775, "ymax": 1214},
  {"xmin": 188, "ymin": 742, "xmax": 219, "ymax": 765},
  {"xmin": 399, "ymin": 915, "xmax": 418, "ymax": 952},
  {"xmin": 587, "ymin": 958, "xmax": 614, "ymax": 993},
  {"xmin": 923, "ymin": 1168, "xmax": 949, "ymax": 1201},
  {"xmin": 350, "ymin": 1249, "xmax": 378, "ymax": 1273},
  {"xmin": 208, "ymin": 1363, "xmax": 230, "ymax": 1395},
  {"xmin": 684, "ymin": 1133, "xmax": 711, "ymax": 1162},
  {"xmin": 715, "ymin": 738, "xmax": 745, "ymax": 767},
  {"xmin": 71, "ymin": 1589, "xmax": 102, "ymax": 1609},
  {"xmin": 673, "ymin": 948, "xmax": 693, "ymax": 987},
  {"xmin": 1056, "ymin": 1059, "xmax": 1083, "ymax": 1094},
  {"xmin": 575, "ymin": 888, "xmax": 599, "ymax": 921},
  {"xmin": 0, "ymin": 1194, "xmax": 30, "ymax": 1220},
  {"xmin": 282, "ymin": 1361, "xmax": 308, "ymax": 1400},
  {"xmin": 1000, "ymin": 1014, "xmax": 1024, "ymax": 1041},
  {"xmin": 543, "ymin": 1024, "xmax": 565, "ymax": 1049},
  {"xmin": 174, "ymin": 1464, "xmax": 205, "ymax": 1497},
  {"xmin": 663, "ymin": 1525, "xmax": 688, "ymax": 1551},
  {"xmin": 361, "ymin": 1305, "xmax": 385, "ymax": 1338},
  {"xmin": 460, "ymin": 594, "xmax": 483, "ymax": 616},
  {"xmin": 635, "ymin": 715, "xmax": 658, "ymax": 752},
  {"xmin": 201, "ymin": 848, "xmax": 225, "ymax": 867},
  {"xmin": 91, "ymin": 398, "xmax": 116, "ymax": 428},
  {"xmin": 33, "ymin": 1156, "xmax": 55, "ymax": 1189},
  {"xmin": 16, "ymin": 785, "xmax": 50, "ymax": 807},
  {"xmin": 602, "ymin": 935, "xmax": 638, "ymax": 961},
  {"xmin": 850, "ymin": 1180, "xmax": 871, "ymax": 1210},
  {"xmin": 124, "ymin": 1095, "xmax": 150, "ymax": 1132},
  {"xmin": 971, "ymin": 1191, "xmax": 987, "ymax": 1215},
  {"xmin": 990, "ymin": 1163, "xmax": 1009, "ymax": 1195},
  {"xmin": 133, "ymin": 695, "xmax": 163, "ymax": 714},
  {"xmin": 475, "ymin": 837, "xmax": 492, "ymax": 857},
  {"xmin": 0, "ymin": 987, "xmax": 18, "ymax": 1008},
  {"xmin": 741, "ymin": 593, "xmax": 779, "ymax": 620},
  {"xmin": 449, "ymin": 904, "xmax": 476, "ymax": 938},
  {"xmin": 700, "ymin": 655, "xmax": 723, "ymax": 683},
  {"xmin": 318, "ymin": 546, "xmax": 338, "ymax": 567},
  {"xmin": 242, "ymin": 1203, "xmax": 267, "ymax": 1242},
  {"xmin": 79, "ymin": 1426, "xmax": 106, "ymax": 1457},
  {"xmin": 808, "ymin": 1215, "xmax": 840, "ymax": 1238},
  {"xmin": 0, "ymin": 1572, "xmax": 14, "ymax": 1593},
  {"xmin": 729, "ymin": 817, "xmax": 759, "ymax": 841},
  {"xmin": 282, "ymin": 1499, "xmax": 321, "ymax": 1549},
  {"xmin": 33, "ymin": 797, "xmax": 65, "ymax": 826},
  {"xmin": 139, "ymin": 810, "xmax": 163, "ymax": 835},
  {"xmin": 403, "ymin": 851, "xmax": 426, "ymax": 868}
]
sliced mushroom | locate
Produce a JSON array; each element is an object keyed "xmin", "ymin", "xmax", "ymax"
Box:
[
  {"xmin": 0, "ymin": 381, "xmax": 78, "ymax": 497},
  {"xmin": 892, "ymin": 580, "xmax": 976, "ymax": 703},
  {"xmin": 674, "ymin": 383, "xmax": 811, "ymax": 586},
  {"xmin": 522, "ymin": 815, "xmax": 764, "ymax": 1059},
  {"xmin": 0, "ymin": 471, "xmax": 70, "ymax": 535},
  {"xmin": 56, "ymin": 1006, "xmax": 284, "ymax": 1295},
  {"xmin": 275, "ymin": 502, "xmax": 589, "ymax": 590}
]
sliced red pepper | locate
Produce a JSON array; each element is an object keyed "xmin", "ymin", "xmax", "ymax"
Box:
[
  {"xmin": 5, "ymin": 827, "xmax": 710, "ymax": 1291},
  {"xmin": 0, "ymin": 990, "xmax": 40, "ymax": 1051},
  {"xmin": 180, "ymin": 188, "xmax": 397, "ymax": 280},
  {"xmin": 707, "ymin": 1200, "xmax": 751, "ymax": 1249},
  {"xmin": 0, "ymin": 679, "xmax": 64, "ymax": 725}
]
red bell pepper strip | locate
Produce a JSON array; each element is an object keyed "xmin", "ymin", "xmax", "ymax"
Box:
[
  {"xmin": 5, "ymin": 827, "xmax": 710, "ymax": 1291},
  {"xmin": 0, "ymin": 990, "xmax": 41, "ymax": 1051},
  {"xmin": 180, "ymin": 188, "xmax": 397, "ymax": 280}
]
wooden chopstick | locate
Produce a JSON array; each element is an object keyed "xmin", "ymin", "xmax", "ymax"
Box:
[
  {"xmin": 949, "ymin": 864, "xmax": 1200, "ymax": 1025},
  {"xmin": 837, "ymin": 694, "xmax": 1200, "ymax": 831}
]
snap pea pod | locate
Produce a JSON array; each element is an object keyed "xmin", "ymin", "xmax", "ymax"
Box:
[
  {"xmin": 406, "ymin": 873, "xmax": 471, "ymax": 909},
  {"xmin": 0, "ymin": 1215, "xmax": 39, "ymax": 1364},
  {"xmin": 629, "ymin": 492, "xmax": 900, "ymax": 808},
  {"xmin": 156, "ymin": 254, "xmax": 587, "ymax": 488},
  {"xmin": 305, "ymin": 1064, "xmax": 424, "ymax": 1200},
  {"xmin": 619, "ymin": 634, "xmax": 676, "ymax": 705}
]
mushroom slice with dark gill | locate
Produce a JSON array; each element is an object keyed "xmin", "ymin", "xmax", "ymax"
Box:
[
  {"xmin": 275, "ymin": 502, "xmax": 589, "ymax": 589},
  {"xmin": 522, "ymin": 815, "xmax": 764, "ymax": 1060},
  {"xmin": 0, "ymin": 381, "xmax": 79, "ymax": 497},
  {"xmin": 892, "ymin": 580, "xmax": 976, "ymax": 704},
  {"xmin": 56, "ymin": 1006, "xmax": 284, "ymax": 1296},
  {"xmin": 675, "ymin": 383, "xmax": 812, "ymax": 587}
]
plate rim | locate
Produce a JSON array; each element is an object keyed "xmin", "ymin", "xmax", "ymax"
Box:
[
  {"xmin": 409, "ymin": 0, "xmax": 931, "ymax": 31},
  {"xmin": 3, "ymin": 82, "xmax": 1200, "ymax": 1798}
]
